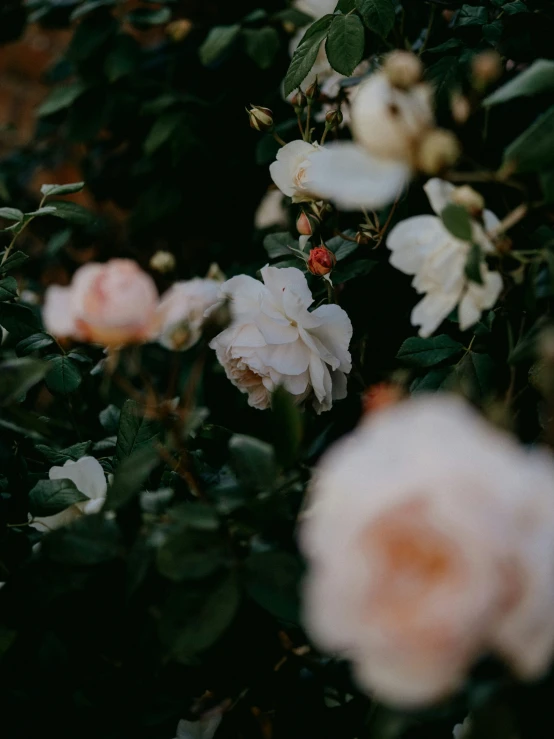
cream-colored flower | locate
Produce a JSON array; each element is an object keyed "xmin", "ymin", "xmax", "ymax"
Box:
[
  {"xmin": 293, "ymin": 0, "xmax": 336, "ymax": 18},
  {"xmin": 387, "ymin": 178, "xmax": 502, "ymax": 337},
  {"xmin": 300, "ymin": 395, "xmax": 554, "ymax": 706},
  {"xmin": 30, "ymin": 456, "xmax": 107, "ymax": 532},
  {"xmin": 43, "ymin": 259, "xmax": 160, "ymax": 347},
  {"xmin": 173, "ymin": 716, "xmax": 221, "ymax": 739},
  {"xmin": 254, "ymin": 189, "xmax": 288, "ymax": 230},
  {"xmin": 157, "ymin": 278, "xmax": 223, "ymax": 351},
  {"xmin": 209, "ymin": 265, "xmax": 352, "ymax": 413},
  {"xmin": 270, "ymin": 141, "xmax": 325, "ymax": 203}
]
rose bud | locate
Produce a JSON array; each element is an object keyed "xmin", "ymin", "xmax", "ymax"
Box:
[
  {"xmin": 246, "ymin": 105, "xmax": 273, "ymax": 132},
  {"xmin": 325, "ymin": 108, "xmax": 343, "ymax": 129},
  {"xmin": 472, "ymin": 50, "xmax": 502, "ymax": 88},
  {"xmin": 291, "ymin": 91, "xmax": 307, "ymax": 110},
  {"xmin": 149, "ymin": 250, "xmax": 176, "ymax": 274},
  {"xmin": 307, "ymin": 245, "xmax": 336, "ymax": 276},
  {"xmin": 383, "ymin": 51, "xmax": 423, "ymax": 90},
  {"xmin": 305, "ymin": 78, "xmax": 320, "ymax": 102},
  {"xmin": 451, "ymin": 185, "xmax": 485, "ymax": 218},
  {"xmin": 416, "ymin": 128, "xmax": 461, "ymax": 175},
  {"xmin": 362, "ymin": 382, "xmax": 403, "ymax": 415},
  {"xmin": 297, "ymin": 212, "xmax": 313, "ymax": 236}
]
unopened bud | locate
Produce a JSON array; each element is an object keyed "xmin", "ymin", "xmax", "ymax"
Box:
[
  {"xmin": 416, "ymin": 128, "xmax": 461, "ymax": 175},
  {"xmin": 472, "ymin": 51, "xmax": 502, "ymax": 87},
  {"xmin": 305, "ymin": 78, "xmax": 320, "ymax": 101},
  {"xmin": 297, "ymin": 212, "xmax": 313, "ymax": 236},
  {"xmin": 149, "ymin": 250, "xmax": 176, "ymax": 273},
  {"xmin": 325, "ymin": 108, "xmax": 343, "ymax": 128},
  {"xmin": 166, "ymin": 19, "xmax": 193, "ymax": 42},
  {"xmin": 355, "ymin": 231, "xmax": 372, "ymax": 245},
  {"xmin": 206, "ymin": 262, "xmax": 225, "ymax": 282},
  {"xmin": 291, "ymin": 91, "xmax": 307, "ymax": 110},
  {"xmin": 307, "ymin": 245, "xmax": 336, "ymax": 276},
  {"xmin": 282, "ymin": 21, "xmax": 295, "ymax": 34},
  {"xmin": 362, "ymin": 382, "xmax": 403, "ymax": 415},
  {"xmin": 451, "ymin": 92, "xmax": 471, "ymax": 124},
  {"xmin": 451, "ymin": 185, "xmax": 485, "ymax": 217},
  {"xmin": 383, "ymin": 51, "xmax": 423, "ymax": 90},
  {"xmin": 246, "ymin": 105, "xmax": 273, "ymax": 132}
]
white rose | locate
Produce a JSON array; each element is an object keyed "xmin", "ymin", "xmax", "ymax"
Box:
[
  {"xmin": 300, "ymin": 395, "xmax": 554, "ymax": 706},
  {"xmin": 30, "ymin": 456, "xmax": 107, "ymax": 532},
  {"xmin": 255, "ymin": 189, "xmax": 288, "ymax": 230},
  {"xmin": 269, "ymin": 141, "xmax": 325, "ymax": 203},
  {"xmin": 209, "ymin": 265, "xmax": 352, "ymax": 413},
  {"xmin": 157, "ymin": 278, "xmax": 223, "ymax": 351},
  {"xmin": 387, "ymin": 178, "xmax": 502, "ymax": 337},
  {"xmin": 43, "ymin": 258, "xmax": 160, "ymax": 347},
  {"xmin": 293, "ymin": 0, "xmax": 336, "ymax": 18}
]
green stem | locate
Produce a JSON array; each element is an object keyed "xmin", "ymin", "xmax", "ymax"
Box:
[
  {"xmin": 0, "ymin": 194, "xmax": 46, "ymax": 267},
  {"xmin": 304, "ymin": 103, "xmax": 312, "ymax": 142},
  {"xmin": 419, "ymin": 4, "xmax": 436, "ymax": 56}
]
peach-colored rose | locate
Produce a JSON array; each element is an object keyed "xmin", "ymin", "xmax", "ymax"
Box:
[
  {"xmin": 300, "ymin": 395, "xmax": 554, "ymax": 706},
  {"xmin": 43, "ymin": 259, "xmax": 160, "ymax": 346}
]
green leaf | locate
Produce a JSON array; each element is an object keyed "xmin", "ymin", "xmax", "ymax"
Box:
[
  {"xmin": 541, "ymin": 170, "xmax": 554, "ymax": 204},
  {"xmin": 70, "ymin": 0, "xmax": 117, "ymax": 21},
  {"xmin": 229, "ymin": 434, "xmax": 277, "ymax": 492},
  {"xmin": 41, "ymin": 514, "xmax": 120, "ymax": 565},
  {"xmin": 455, "ymin": 5, "xmax": 488, "ymax": 27},
  {"xmin": 16, "ymin": 332, "xmax": 54, "ymax": 356},
  {"xmin": 199, "ymin": 24, "xmax": 241, "ymax": 66},
  {"xmin": 0, "ymin": 302, "xmax": 41, "ymax": 338},
  {"xmin": 410, "ymin": 367, "xmax": 453, "ymax": 393},
  {"xmin": 0, "ymin": 358, "xmax": 48, "ymax": 406},
  {"xmin": 283, "ymin": 15, "xmax": 334, "ymax": 97},
  {"xmin": 325, "ymin": 14, "xmax": 365, "ymax": 76},
  {"xmin": 0, "ymin": 276, "xmax": 17, "ymax": 301},
  {"xmin": 271, "ymin": 8, "xmax": 313, "ymax": 26},
  {"xmin": 40, "ymin": 182, "xmax": 85, "ymax": 197},
  {"xmin": 263, "ymin": 232, "xmax": 296, "ymax": 259},
  {"xmin": 159, "ymin": 572, "xmax": 240, "ymax": 661},
  {"xmin": 0, "ymin": 207, "xmax": 24, "ymax": 221},
  {"xmin": 99, "ymin": 404, "xmax": 121, "ymax": 435},
  {"xmin": 157, "ymin": 508, "xmax": 225, "ymax": 582},
  {"xmin": 502, "ymin": 0, "xmax": 528, "ymax": 14},
  {"xmin": 104, "ymin": 35, "xmax": 140, "ymax": 82},
  {"xmin": 243, "ymin": 27, "xmax": 280, "ymax": 70},
  {"xmin": 355, "ymin": 0, "xmax": 396, "ymax": 37},
  {"xmin": 45, "ymin": 356, "xmax": 82, "ymax": 395},
  {"xmin": 107, "ymin": 446, "xmax": 160, "ymax": 510},
  {"xmin": 38, "ymin": 81, "xmax": 87, "ymax": 117},
  {"xmin": 46, "ymin": 201, "xmax": 97, "ymax": 226},
  {"xmin": 441, "ymin": 203, "xmax": 473, "ymax": 241},
  {"xmin": 36, "ymin": 441, "xmax": 93, "ymax": 465},
  {"xmin": 327, "ymin": 232, "xmax": 358, "ymax": 260},
  {"xmin": 244, "ymin": 551, "xmax": 303, "ymax": 623},
  {"xmin": 464, "ymin": 242, "xmax": 484, "ymax": 285},
  {"xmin": 28, "ymin": 478, "xmax": 88, "ymax": 516},
  {"xmin": 335, "ymin": 0, "xmax": 356, "ymax": 12},
  {"xmin": 397, "ymin": 335, "xmax": 464, "ymax": 367},
  {"xmin": 425, "ymin": 56, "xmax": 461, "ymax": 110},
  {"xmin": 114, "ymin": 399, "xmax": 162, "ymax": 465},
  {"xmin": 1, "ymin": 250, "xmax": 28, "ymax": 273},
  {"xmin": 126, "ymin": 7, "xmax": 171, "ymax": 28},
  {"xmin": 332, "ymin": 258, "xmax": 375, "ymax": 282},
  {"xmin": 503, "ymin": 105, "xmax": 554, "ymax": 173},
  {"xmin": 484, "ymin": 59, "xmax": 554, "ymax": 106},
  {"xmin": 271, "ymin": 386, "xmax": 303, "ymax": 468},
  {"xmin": 454, "ymin": 351, "xmax": 495, "ymax": 401},
  {"xmin": 482, "ymin": 20, "xmax": 502, "ymax": 45},
  {"xmin": 144, "ymin": 112, "xmax": 183, "ymax": 156}
]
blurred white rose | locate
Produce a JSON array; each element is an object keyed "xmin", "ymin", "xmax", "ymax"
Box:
[
  {"xmin": 30, "ymin": 456, "xmax": 107, "ymax": 532},
  {"xmin": 209, "ymin": 265, "xmax": 352, "ymax": 412},
  {"xmin": 43, "ymin": 258, "xmax": 160, "ymax": 347},
  {"xmin": 173, "ymin": 716, "xmax": 221, "ymax": 739},
  {"xmin": 270, "ymin": 141, "xmax": 325, "ymax": 203},
  {"xmin": 157, "ymin": 278, "xmax": 223, "ymax": 351},
  {"xmin": 300, "ymin": 395, "xmax": 554, "ymax": 706},
  {"xmin": 293, "ymin": 0, "xmax": 336, "ymax": 18},
  {"xmin": 387, "ymin": 178, "xmax": 502, "ymax": 337}
]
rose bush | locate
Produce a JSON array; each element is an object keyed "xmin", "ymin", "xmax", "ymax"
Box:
[{"xmin": 2, "ymin": 2, "xmax": 554, "ymax": 739}]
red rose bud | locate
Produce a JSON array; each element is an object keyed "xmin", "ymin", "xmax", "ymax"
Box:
[
  {"xmin": 362, "ymin": 382, "xmax": 403, "ymax": 415},
  {"xmin": 325, "ymin": 108, "xmax": 343, "ymax": 128},
  {"xmin": 297, "ymin": 212, "xmax": 313, "ymax": 236},
  {"xmin": 307, "ymin": 246, "xmax": 336, "ymax": 276},
  {"xmin": 246, "ymin": 105, "xmax": 273, "ymax": 132}
]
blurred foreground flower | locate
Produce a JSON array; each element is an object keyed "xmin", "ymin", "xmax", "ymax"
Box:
[
  {"xmin": 307, "ymin": 54, "xmax": 459, "ymax": 210},
  {"xmin": 30, "ymin": 457, "xmax": 107, "ymax": 532},
  {"xmin": 300, "ymin": 395, "xmax": 554, "ymax": 705},
  {"xmin": 43, "ymin": 259, "xmax": 160, "ymax": 347},
  {"xmin": 209, "ymin": 265, "xmax": 352, "ymax": 412},
  {"xmin": 173, "ymin": 716, "xmax": 221, "ymax": 739},
  {"xmin": 387, "ymin": 179, "xmax": 502, "ymax": 337}
]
